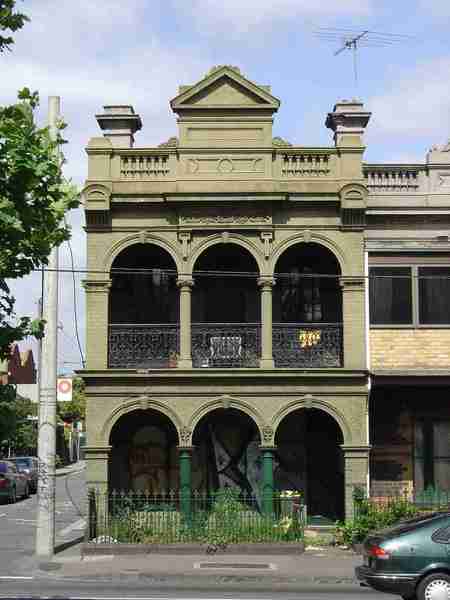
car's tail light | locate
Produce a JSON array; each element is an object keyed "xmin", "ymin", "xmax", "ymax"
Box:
[
  {"xmin": 0, "ymin": 475, "xmax": 8, "ymax": 488},
  {"xmin": 368, "ymin": 544, "xmax": 391, "ymax": 560}
]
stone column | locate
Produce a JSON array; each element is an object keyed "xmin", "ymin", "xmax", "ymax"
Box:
[
  {"xmin": 341, "ymin": 445, "xmax": 371, "ymax": 520},
  {"xmin": 83, "ymin": 279, "xmax": 112, "ymax": 370},
  {"xmin": 261, "ymin": 447, "xmax": 275, "ymax": 516},
  {"xmin": 178, "ymin": 447, "xmax": 194, "ymax": 519},
  {"xmin": 340, "ymin": 278, "xmax": 366, "ymax": 370},
  {"xmin": 177, "ymin": 278, "xmax": 194, "ymax": 369},
  {"xmin": 258, "ymin": 277, "xmax": 275, "ymax": 369}
]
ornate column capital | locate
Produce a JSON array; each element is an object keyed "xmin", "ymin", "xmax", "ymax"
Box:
[
  {"xmin": 257, "ymin": 277, "xmax": 276, "ymax": 290},
  {"xmin": 82, "ymin": 279, "xmax": 112, "ymax": 293},
  {"xmin": 339, "ymin": 276, "xmax": 365, "ymax": 291},
  {"xmin": 176, "ymin": 277, "xmax": 194, "ymax": 290}
]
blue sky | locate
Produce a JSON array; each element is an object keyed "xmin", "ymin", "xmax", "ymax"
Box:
[{"xmin": 2, "ymin": 0, "xmax": 450, "ymax": 373}]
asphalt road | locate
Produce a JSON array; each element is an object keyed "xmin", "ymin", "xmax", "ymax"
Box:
[
  {"xmin": 0, "ymin": 584, "xmax": 385, "ymax": 599},
  {"xmin": 0, "ymin": 466, "xmax": 85, "ymax": 576}
]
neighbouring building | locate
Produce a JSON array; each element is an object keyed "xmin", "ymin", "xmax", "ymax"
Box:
[{"xmin": 80, "ymin": 66, "xmax": 450, "ymax": 521}]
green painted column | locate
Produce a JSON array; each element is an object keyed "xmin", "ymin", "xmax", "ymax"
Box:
[
  {"xmin": 179, "ymin": 448, "xmax": 193, "ymax": 519},
  {"xmin": 261, "ymin": 448, "xmax": 274, "ymax": 516}
]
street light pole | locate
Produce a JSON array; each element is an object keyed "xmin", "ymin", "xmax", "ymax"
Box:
[{"xmin": 35, "ymin": 96, "xmax": 60, "ymax": 559}]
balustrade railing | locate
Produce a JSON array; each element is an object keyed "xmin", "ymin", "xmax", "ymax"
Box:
[
  {"xmin": 191, "ymin": 323, "xmax": 261, "ymax": 368},
  {"xmin": 120, "ymin": 154, "xmax": 170, "ymax": 179},
  {"xmin": 281, "ymin": 152, "xmax": 332, "ymax": 177},
  {"xmin": 272, "ymin": 323, "xmax": 343, "ymax": 368},
  {"xmin": 108, "ymin": 324, "xmax": 179, "ymax": 368},
  {"xmin": 364, "ymin": 166, "xmax": 422, "ymax": 192}
]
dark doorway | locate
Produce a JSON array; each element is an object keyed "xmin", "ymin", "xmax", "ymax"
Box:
[{"xmin": 275, "ymin": 408, "xmax": 344, "ymax": 523}]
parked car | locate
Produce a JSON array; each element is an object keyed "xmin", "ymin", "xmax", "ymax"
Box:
[
  {"xmin": 0, "ymin": 460, "xmax": 29, "ymax": 503},
  {"xmin": 9, "ymin": 456, "xmax": 38, "ymax": 493},
  {"xmin": 356, "ymin": 511, "xmax": 450, "ymax": 600}
]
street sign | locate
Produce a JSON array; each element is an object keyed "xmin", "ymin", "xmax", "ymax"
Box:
[{"xmin": 57, "ymin": 377, "xmax": 72, "ymax": 402}]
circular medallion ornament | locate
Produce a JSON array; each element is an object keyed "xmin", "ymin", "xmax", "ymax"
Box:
[{"xmin": 218, "ymin": 158, "xmax": 233, "ymax": 174}]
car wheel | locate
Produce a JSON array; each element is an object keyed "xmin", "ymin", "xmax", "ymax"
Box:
[
  {"xmin": 417, "ymin": 572, "xmax": 450, "ymax": 600},
  {"xmin": 9, "ymin": 486, "xmax": 16, "ymax": 504}
]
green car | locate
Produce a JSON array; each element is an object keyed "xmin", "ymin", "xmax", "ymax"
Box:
[{"xmin": 356, "ymin": 512, "xmax": 450, "ymax": 599}]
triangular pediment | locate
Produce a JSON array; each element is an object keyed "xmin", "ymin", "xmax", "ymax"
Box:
[{"xmin": 171, "ymin": 66, "xmax": 280, "ymax": 112}]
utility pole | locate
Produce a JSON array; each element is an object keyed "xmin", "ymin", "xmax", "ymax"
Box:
[{"xmin": 35, "ymin": 97, "xmax": 60, "ymax": 559}]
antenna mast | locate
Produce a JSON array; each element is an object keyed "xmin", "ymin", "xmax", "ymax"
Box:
[{"xmin": 313, "ymin": 28, "xmax": 414, "ymax": 93}]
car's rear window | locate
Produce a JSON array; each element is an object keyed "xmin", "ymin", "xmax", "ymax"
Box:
[
  {"xmin": 374, "ymin": 513, "xmax": 450, "ymax": 537},
  {"xmin": 0, "ymin": 462, "xmax": 9, "ymax": 474}
]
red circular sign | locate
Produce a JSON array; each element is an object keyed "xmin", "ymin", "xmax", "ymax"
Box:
[{"xmin": 58, "ymin": 379, "xmax": 71, "ymax": 393}]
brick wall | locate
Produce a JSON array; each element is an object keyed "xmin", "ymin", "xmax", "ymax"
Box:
[{"xmin": 370, "ymin": 329, "xmax": 450, "ymax": 369}]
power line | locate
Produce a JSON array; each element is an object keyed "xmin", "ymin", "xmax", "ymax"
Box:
[{"xmin": 30, "ymin": 266, "xmax": 450, "ymax": 280}]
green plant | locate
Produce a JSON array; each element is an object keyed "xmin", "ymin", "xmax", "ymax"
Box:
[{"xmin": 335, "ymin": 498, "xmax": 419, "ymax": 546}]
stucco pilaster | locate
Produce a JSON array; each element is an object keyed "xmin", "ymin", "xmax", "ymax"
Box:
[
  {"xmin": 341, "ymin": 445, "xmax": 370, "ymax": 520},
  {"xmin": 83, "ymin": 279, "xmax": 112, "ymax": 370},
  {"xmin": 340, "ymin": 277, "xmax": 366, "ymax": 370},
  {"xmin": 85, "ymin": 445, "xmax": 111, "ymax": 491}
]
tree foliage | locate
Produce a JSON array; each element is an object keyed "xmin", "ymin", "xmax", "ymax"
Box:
[
  {"xmin": 0, "ymin": 1, "xmax": 79, "ymax": 358},
  {"xmin": 0, "ymin": 0, "xmax": 28, "ymax": 53}
]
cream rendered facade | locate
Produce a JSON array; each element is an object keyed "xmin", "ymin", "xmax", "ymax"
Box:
[{"xmin": 81, "ymin": 66, "xmax": 449, "ymax": 521}]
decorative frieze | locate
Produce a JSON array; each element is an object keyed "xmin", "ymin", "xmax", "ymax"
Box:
[{"xmin": 179, "ymin": 208, "xmax": 271, "ymax": 226}]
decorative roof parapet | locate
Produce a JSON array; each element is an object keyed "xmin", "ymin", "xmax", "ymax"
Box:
[
  {"xmin": 158, "ymin": 136, "xmax": 179, "ymax": 148},
  {"xmin": 272, "ymin": 136, "xmax": 292, "ymax": 147}
]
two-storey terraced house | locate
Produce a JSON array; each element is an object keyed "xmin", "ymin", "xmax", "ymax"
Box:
[{"xmin": 81, "ymin": 66, "xmax": 450, "ymax": 521}]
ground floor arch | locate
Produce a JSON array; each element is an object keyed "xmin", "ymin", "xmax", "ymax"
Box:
[
  {"xmin": 191, "ymin": 407, "xmax": 262, "ymax": 496},
  {"xmin": 108, "ymin": 408, "xmax": 179, "ymax": 493},
  {"xmin": 275, "ymin": 408, "xmax": 345, "ymax": 522}
]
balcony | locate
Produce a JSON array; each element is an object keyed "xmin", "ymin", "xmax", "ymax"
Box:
[
  {"xmin": 272, "ymin": 323, "xmax": 343, "ymax": 368},
  {"xmin": 191, "ymin": 323, "xmax": 261, "ymax": 368},
  {"xmin": 108, "ymin": 324, "xmax": 179, "ymax": 369}
]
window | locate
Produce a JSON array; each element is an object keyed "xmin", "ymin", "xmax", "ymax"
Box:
[
  {"xmin": 369, "ymin": 265, "xmax": 450, "ymax": 326},
  {"xmin": 369, "ymin": 267, "xmax": 412, "ymax": 325},
  {"xmin": 418, "ymin": 267, "xmax": 450, "ymax": 325},
  {"xmin": 415, "ymin": 420, "xmax": 450, "ymax": 491}
]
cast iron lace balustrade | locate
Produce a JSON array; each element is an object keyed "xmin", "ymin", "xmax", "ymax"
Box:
[
  {"xmin": 192, "ymin": 323, "xmax": 261, "ymax": 368},
  {"xmin": 120, "ymin": 154, "xmax": 170, "ymax": 178},
  {"xmin": 364, "ymin": 167, "xmax": 421, "ymax": 192},
  {"xmin": 108, "ymin": 324, "xmax": 179, "ymax": 368},
  {"xmin": 282, "ymin": 153, "xmax": 331, "ymax": 177},
  {"xmin": 272, "ymin": 323, "xmax": 343, "ymax": 368}
]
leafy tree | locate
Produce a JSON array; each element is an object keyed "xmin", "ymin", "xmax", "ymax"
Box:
[
  {"xmin": 0, "ymin": 0, "xmax": 79, "ymax": 359},
  {"xmin": 0, "ymin": 0, "xmax": 28, "ymax": 53}
]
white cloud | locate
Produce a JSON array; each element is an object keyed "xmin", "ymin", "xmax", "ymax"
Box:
[
  {"xmin": 179, "ymin": 0, "xmax": 372, "ymax": 33},
  {"xmin": 366, "ymin": 57, "xmax": 450, "ymax": 145}
]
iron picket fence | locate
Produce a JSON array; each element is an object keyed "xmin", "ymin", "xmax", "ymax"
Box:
[{"xmin": 86, "ymin": 488, "xmax": 305, "ymax": 545}]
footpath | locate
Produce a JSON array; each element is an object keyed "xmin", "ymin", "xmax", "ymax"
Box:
[{"xmin": 34, "ymin": 544, "xmax": 363, "ymax": 590}]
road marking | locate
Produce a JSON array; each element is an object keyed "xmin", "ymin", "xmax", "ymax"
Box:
[
  {"xmin": 58, "ymin": 517, "xmax": 86, "ymax": 537},
  {"xmin": 0, "ymin": 575, "xmax": 34, "ymax": 580},
  {"xmin": 0, "ymin": 513, "xmax": 6, "ymax": 517},
  {"xmin": 11, "ymin": 518, "xmax": 36, "ymax": 523}
]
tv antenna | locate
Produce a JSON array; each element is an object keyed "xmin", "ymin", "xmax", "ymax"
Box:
[{"xmin": 313, "ymin": 27, "xmax": 414, "ymax": 90}]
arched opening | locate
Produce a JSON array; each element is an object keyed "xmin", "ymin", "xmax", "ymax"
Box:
[
  {"xmin": 273, "ymin": 242, "xmax": 343, "ymax": 367},
  {"xmin": 192, "ymin": 244, "xmax": 260, "ymax": 367},
  {"xmin": 275, "ymin": 408, "xmax": 344, "ymax": 523},
  {"xmin": 108, "ymin": 243, "xmax": 179, "ymax": 368},
  {"xmin": 192, "ymin": 408, "xmax": 262, "ymax": 496},
  {"xmin": 108, "ymin": 409, "xmax": 179, "ymax": 493}
]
